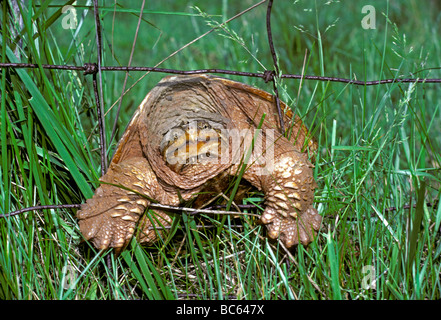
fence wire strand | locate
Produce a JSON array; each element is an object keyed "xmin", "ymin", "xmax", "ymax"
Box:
[
  {"xmin": 266, "ymin": 0, "xmax": 284, "ymax": 132},
  {"xmin": 1, "ymin": 0, "xmax": 441, "ymax": 219},
  {"xmin": 93, "ymin": 0, "xmax": 108, "ymax": 174},
  {"xmin": 3, "ymin": 62, "xmax": 441, "ymax": 84}
]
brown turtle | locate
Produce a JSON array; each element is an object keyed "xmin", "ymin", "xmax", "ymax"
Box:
[{"xmin": 77, "ymin": 74, "xmax": 321, "ymax": 253}]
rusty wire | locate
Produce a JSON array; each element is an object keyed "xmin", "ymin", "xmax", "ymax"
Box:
[
  {"xmin": 93, "ymin": 0, "xmax": 107, "ymax": 175},
  {"xmin": 265, "ymin": 0, "xmax": 284, "ymax": 133},
  {"xmin": 1, "ymin": 0, "xmax": 441, "ymax": 219},
  {"xmin": 3, "ymin": 61, "xmax": 441, "ymax": 84}
]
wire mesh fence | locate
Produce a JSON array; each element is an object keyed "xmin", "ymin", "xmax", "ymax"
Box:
[
  {"xmin": 1, "ymin": 0, "xmax": 440, "ymax": 219},
  {"xmin": 2, "ymin": 0, "xmax": 441, "ymax": 301}
]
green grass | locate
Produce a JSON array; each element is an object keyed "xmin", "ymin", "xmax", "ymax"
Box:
[{"xmin": 1, "ymin": 0, "xmax": 440, "ymax": 300}]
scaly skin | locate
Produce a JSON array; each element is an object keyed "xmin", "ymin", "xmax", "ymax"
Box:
[
  {"xmin": 254, "ymin": 152, "xmax": 321, "ymax": 247},
  {"xmin": 77, "ymin": 74, "xmax": 321, "ymax": 252},
  {"xmin": 77, "ymin": 157, "xmax": 178, "ymax": 253}
]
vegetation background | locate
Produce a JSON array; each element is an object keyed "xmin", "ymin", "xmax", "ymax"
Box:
[{"xmin": 1, "ymin": 0, "xmax": 440, "ymax": 299}]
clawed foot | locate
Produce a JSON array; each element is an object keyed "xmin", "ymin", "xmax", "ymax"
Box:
[
  {"xmin": 77, "ymin": 185, "xmax": 149, "ymax": 253},
  {"xmin": 77, "ymin": 157, "xmax": 168, "ymax": 254},
  {"xmin": 260, "ymin": 207, "xmax": 321, "ymax": 247}
]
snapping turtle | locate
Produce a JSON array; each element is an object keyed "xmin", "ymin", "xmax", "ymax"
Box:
[{"xmin": 77, "ymin": 74, "xmax": 321, "ymax": 253}]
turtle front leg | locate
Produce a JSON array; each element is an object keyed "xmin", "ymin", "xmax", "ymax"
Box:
[
  {"xmin": 244, "ymin": 151, "xmax": 322, "ymax": 248},
  {"xmin": 77, "ymin": 157, "xmax": 170, "ymax": 253}
]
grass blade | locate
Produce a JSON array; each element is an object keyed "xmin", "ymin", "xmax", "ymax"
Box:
[
  {"xmin": 326, "ymin": 233, "xmax": 342, "ymax": 300},
  {"xmin": 2, "ymin": 42, "xmax": 93, "ymax": 198}
]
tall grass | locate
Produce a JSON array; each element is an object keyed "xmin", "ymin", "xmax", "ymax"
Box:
[{"xmin": 0, "ymin": 0, "xmax": 440, "ymax": 300}]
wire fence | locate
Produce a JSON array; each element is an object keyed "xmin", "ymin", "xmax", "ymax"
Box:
[{"xmin": 1, "ymin": 0, "xmax": 440, "ymax": 218}]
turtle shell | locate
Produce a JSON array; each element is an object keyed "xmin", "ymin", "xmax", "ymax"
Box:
[{"xmin": 77, "ymin": 74, "xmax": 321, "ymax": 252}]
